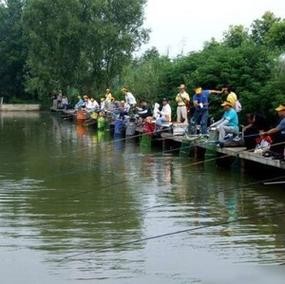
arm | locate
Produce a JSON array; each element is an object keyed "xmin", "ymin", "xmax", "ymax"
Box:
[
  {"xmin": 210, "ymin": 118, "xmax": 225, "ymax": 128},
  {"xmin": 263, "ymin": 127, "xmax": 280, "ymax": 135},
  {"xmin": 175, "ymin": 94, "xmax": 180, "ymax": 102},
  {"xmin": 209, "ymin": 90, "xmax": 223, "ymax": 95}
]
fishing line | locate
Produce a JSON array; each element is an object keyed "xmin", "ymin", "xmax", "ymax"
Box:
[
  {"xmin": 59, "ymin": 209, "xmax": 285, "ymax": 262},
  {"xmin": 38, "ymin": 140, "xmax": 285, "ymax": 203}
]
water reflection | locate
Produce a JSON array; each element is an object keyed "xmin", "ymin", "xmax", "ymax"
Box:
[{"xmin": 0, "ymin": 113, "xmax": 284, "ymax": 283}]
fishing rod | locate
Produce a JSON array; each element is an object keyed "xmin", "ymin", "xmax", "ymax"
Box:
[
  {"xmin": 34, "ymin": 144, "xmax": 285, "ymax": 208},
  {"xmin": 42, "ymin": 139, "xmax": 285, "ymax": 188},
  {"xmin": 59, "ymin": 208, "xmax": 285, "ymax": 262}
]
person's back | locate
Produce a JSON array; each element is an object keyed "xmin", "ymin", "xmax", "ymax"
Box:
[
  {"xmin": 223, "ymin": 108, "xmax": 239, "ymax": 128},
  {"xmin": 161, "ymin": 103, "xmax": 172, "ymax": 122},
  {"xmin": 125, "ymin": 92, "xmax": 136, "ymax": 106}
]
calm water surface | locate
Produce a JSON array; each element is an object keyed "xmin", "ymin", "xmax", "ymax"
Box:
[{"xmin": 0, "ymin": 112, "xmax": 285, "ymax": 283}]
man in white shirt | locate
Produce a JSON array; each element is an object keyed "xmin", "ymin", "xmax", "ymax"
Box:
[
  {"xmin": 121, "ymin": 87, "xmax": 137, "ymax": 107},
  {"xmin": 156, "ymin": 98, "xmax": 172, "ymax": 127}
]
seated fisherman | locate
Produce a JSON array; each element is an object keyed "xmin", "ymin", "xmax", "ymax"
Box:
[
  {"xmin": 156, "ymin": 98, "xmax": 172, "ymax": 127},
  {"xmin": 137, "ymin": 101, "xmax": 152, "ymax": 119},
  {"xmin": 75, "ymin": 95, "xmax": 84, "ymax": 109},
  {"xmin": 210, "ymin": 101, "xmax": 239, "ymax": 144},
  {"xmin": 261, "ymin": 104, "xmax": 285, "ymax": 157}
]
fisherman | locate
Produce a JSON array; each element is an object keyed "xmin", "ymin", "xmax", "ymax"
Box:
[
  {"xmin": 262, "ymin": 104, "xmax": 285, "ymax": 158},
  {"xmin": 156, "ymin": 98, "xmax": 172, "ymax": 127},
  {"xmin": 75, "ymin": 95, "xmax": 84, "ymax": 110},
  {"xmin": 86, "ymin": 97, "xmax": 99, "ymax": 112},
  {"xmin": 100, "ymin": 98, "xmax": 106, "ymax": 111},
  {"xmin": 210, "ymin": 100, "xmax": 239, "ymax": 144},
  {"xmin": 56, "ymin": 90, "xmax": 63, "ymax": 109},
  {"xmin": 136, "ymin": 101, "xmax": 152, "ymax": 119},
  {"xmin": 105, "ymin": 88, "xmax": 114, "ymax": 103},
  {"xmin": 222, "ymin": 86, "xmax": 242, "ymax": 113},
  {"xmin": 191, "ymin": 86, "xmax": 223, "ymax": 134},
  {"xmin": 175, "ymin": 84, "xmax": 190, "ymax": 123},
  {"xmin": 61, "ymin": 95, "xmax": 69, "ymax": 110},
  {"xmin": 121, "ymin": 87, "xmax": 137, "ymax": 108}
]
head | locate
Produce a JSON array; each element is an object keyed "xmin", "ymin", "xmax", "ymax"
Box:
[
  {"xmin": 162, "ymin": 98, "xmax": 168, "ymax": 105},
  {"xmin": 275, "ymin": 104, "xmax": 285, "ymax": 118},
  {"xmin": 121, "ymin": 87, "xmax": 128, "ymax": 94},
  {"xmin": 83, "ymin": 95, "xmax": 88, "ymax": 101},
  {"xmin": 140, "ymin": 101, "xmax": 148, "ymax": 108},
  {"xmin": 194, "ymin": 87, "xmax": 202, "ymax": 95},
  {"xmin": 91, "ymin": 98, "xmax": 94, "ymax": 102},
  {"xmin": 222, "ymin": 85, "xmax": 233, "ymax": 95},
  {"xmin": 221, "ymin": 101, "xmax": 233, "ymax": 110},
  {"xmin": 178, "ymin": 84, "xmax": 186, "ymax": 93},
  {"xmin": 106, "ymin": 88, "xmax": 111, "ymax": 93},
  {"xmin": 245, "ymin": 113, "xmax": 255, "ymax": 124}
]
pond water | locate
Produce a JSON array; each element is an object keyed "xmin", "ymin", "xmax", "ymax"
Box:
[{"xmin": 0, "ymin": 112, "xmax": 285, "ymax": 283}]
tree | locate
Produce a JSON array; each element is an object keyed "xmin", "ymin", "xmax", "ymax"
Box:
[
  {"xmin": 120, "ymin": 48, "xmax": 171, "ymax": 102},
  {"xmin": 23, "ymin": 0, "xmax": 148, "ymax": 99},
  {"xmin": 251, "ymin": 11, "xmax": 280, "ymax": 45},
  {"xmin": 266, "ymin": 20, "xmax": 285, "ymax": 50},
  {"xmin": 223, "ymin": 25, "xmax": 249, "ymax": 48},
  {"xmin": 0, "ymin": 0, "xmax": 27, "ymax": 101}
]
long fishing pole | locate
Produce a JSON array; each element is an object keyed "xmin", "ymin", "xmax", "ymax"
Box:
[
  {"xmin": 41, "ymin": 139, "xmax": 285, "ymax": 197},
  {"xmin": 59, "ymin": 209, "xmax": 285, "ymax": 262}
]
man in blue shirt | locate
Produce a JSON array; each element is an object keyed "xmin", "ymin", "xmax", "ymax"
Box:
[
  {"xmin": 262, "ymin": 104, "xmax": 285, "ymax": 156},
  {"xmin": 210, "ymin": 101, "xmax": 239, "ymax": 143},
  {"xmin": 190, "ymin": 87, "xmax": 222, "ymax": 134}
]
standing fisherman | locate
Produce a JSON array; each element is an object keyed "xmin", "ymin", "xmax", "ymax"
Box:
[
  {"xmin": 191, "ymin": 87, "xmax": 222, "ymax": 135},
  {"xmin": 175, "ymin": 84, "xmax": 190, "ymax": 123},
  {"xmin": 121, "ymin": 87, "xmax": 137, "ymax": 110}
]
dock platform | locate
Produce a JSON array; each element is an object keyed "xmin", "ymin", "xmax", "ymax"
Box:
[{"xmin": 159, "ymin": 132, "xmax": 285, "ymax": 170}]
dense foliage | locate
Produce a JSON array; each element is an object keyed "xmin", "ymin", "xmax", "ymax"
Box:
[
  {"xmin": 0, "ymin": 0, "xmax": 27, "ymax": 102},
  {"xmin": 121, "ymin": 11, "xmax": 285, "ymax": 121},
  {"xmin": 0, "ymin": 1, "xmax": 284, "ymax": 120},
  {"xmin": 0, "ymin": 0, "xmax": 148, "ymax": 102}
]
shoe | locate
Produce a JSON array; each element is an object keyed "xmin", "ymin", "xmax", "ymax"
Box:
[{"xmin": 216, "ymin": 142, "xmax": 224, "ymax": 148}]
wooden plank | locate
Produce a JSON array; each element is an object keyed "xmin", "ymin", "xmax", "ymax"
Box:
[{"xmin": 239, "ymin": 151, "xmax": 285, "ymax": 170}]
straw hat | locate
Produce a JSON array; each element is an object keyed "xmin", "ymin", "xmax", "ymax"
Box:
[
  {"xmin": 221, "ymin": 101, "xmax": 233, "ymax": 107},
  {"xmin": 178, "ymin": 84, "xmax": 186, "ymax": 90},
  {"xmin": 275, "ymin": 104, "xmax": 285, "ymax": 112},
  {"xmin": 121, "ymin": 87, "xmax": 128, "ymax": 92}
]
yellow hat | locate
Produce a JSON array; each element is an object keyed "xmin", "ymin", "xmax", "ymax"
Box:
[
  {"xmin": 195, "ymin": 87, "xmax": 202, "ymax": 94},
  {"xmin": 121, "ymin": 87, "xmax": 128, "ymax": 92},
  {"xmin": 221, "ymin": 101, "xmax": 233, "ymax": 107},
  {"xmin": 275, "ymin": 104, "xmax": 285, "ymax": 112}
]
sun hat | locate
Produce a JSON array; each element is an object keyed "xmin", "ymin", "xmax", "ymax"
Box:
[
  {"xmin": 275, "ymin": 104, "xmax": 285, "ymax": 112},
  {"xmin": 178, "ymin": 84, "xmax": 186, "ymax": 90},
  {"xmin": 221, "ymin": 101, "xmax": 233, "ymax": 107}
]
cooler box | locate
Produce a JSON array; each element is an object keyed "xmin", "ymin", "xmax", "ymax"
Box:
[{"xmin": 172, "ymin": 123, "xmax": 188, "ymax": 136}]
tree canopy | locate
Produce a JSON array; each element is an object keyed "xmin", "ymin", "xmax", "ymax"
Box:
[{"xmin": 0, "ymin": 4, "xmax": 284, "ymax": 122}]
